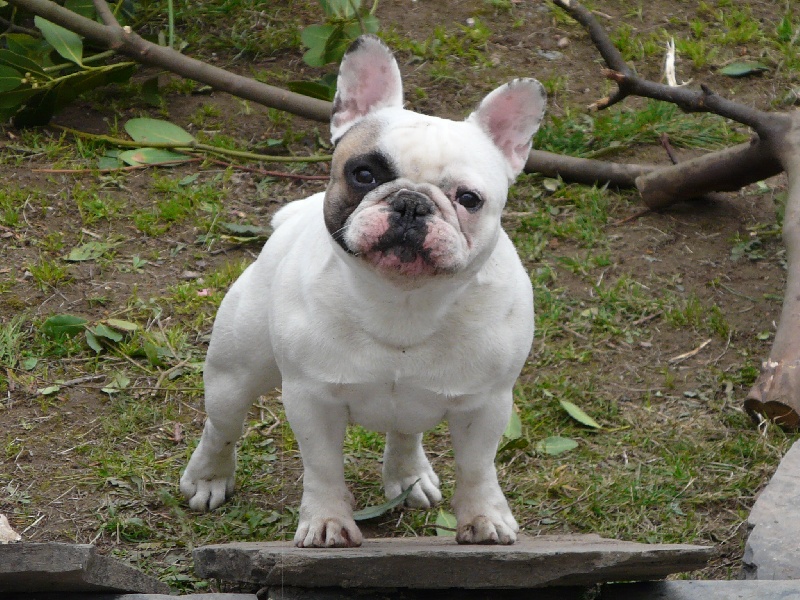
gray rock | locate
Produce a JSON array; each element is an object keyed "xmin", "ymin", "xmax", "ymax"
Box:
[
  {"xmin": 0, "ymin": 542, "xmax": 169, "ymax": 593},
  {"xmin": 194, "ymin": 534, "xmax": 712, "ymax": 589},
  {"xmin": 743, "ymin": 439, "xmax": 800, "ymax": 579},
  {"xmin": 603, "ymin": 580, "xmax": 800, "ymax": 599},
  {"xmin": 15, "ymin": 596, "xmax": 255, "ymax": 600},
  {"xmin": 9, "ymin": 596, "xmax": 256, "ymax": 600},
  {"xmin": 263, "ymin": 586, "xmax": 590, "ymax": 599}
]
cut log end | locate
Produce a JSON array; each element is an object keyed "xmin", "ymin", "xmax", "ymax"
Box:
[{"xmin": 745, "ymin": 360, "xmax": 800, "ymax": 430}]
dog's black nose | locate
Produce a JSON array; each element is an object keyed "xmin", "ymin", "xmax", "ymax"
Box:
[{"xmin": 388, "ymin": 191, "xmax": 434, "ymax": 221}]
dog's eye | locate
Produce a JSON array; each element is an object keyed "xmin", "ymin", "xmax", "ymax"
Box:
[
  {"xmin": 456, "ymin": 190, "xmax": 483, "ymax": 212},
  {"xmin": 353, "ymin": 167, "xmax": 377, "ymax": 186}
]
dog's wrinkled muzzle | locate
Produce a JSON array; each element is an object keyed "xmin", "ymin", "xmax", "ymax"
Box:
[{"xmin": 374, "ymin": 190, "xmax": 436, "ymax": 263}]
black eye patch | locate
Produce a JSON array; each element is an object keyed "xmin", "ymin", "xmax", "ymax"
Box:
[{"xmin": 344, "ymin": 151, "xmax": 397, "ymax": 192}]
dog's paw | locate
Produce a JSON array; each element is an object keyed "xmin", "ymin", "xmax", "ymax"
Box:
[
  {"xmin": 385, "ymin": 469, "xmax": 442, "ymax": 509},
  {"xmin": 180, "ymin": 446, "xmax": 235, "ymax": 511},
  {"xmin": 294, "ymin": 516, "xmax": 363, "ymax": 548},
  {"xmin": 456, "ymin": 514, "xmax": 518, "ymax": 545}
]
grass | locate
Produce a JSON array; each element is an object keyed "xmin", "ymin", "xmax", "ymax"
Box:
[{"xmin": 0, "ymin": 0, "xmax": 797, "ymax": 593}]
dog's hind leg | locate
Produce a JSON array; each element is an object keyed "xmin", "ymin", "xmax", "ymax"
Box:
[{"xmin": 382, "ymin": 431, "xmax": 442, "ymax": 508}]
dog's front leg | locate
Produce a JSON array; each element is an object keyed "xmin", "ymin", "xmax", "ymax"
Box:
[
  {"xmin": 284, "ymin": 383, "xmax": 362, "ymax": 548},
  {"xmin": 448, "ymin": 393, "xmax": 519, "ymax": 545}
]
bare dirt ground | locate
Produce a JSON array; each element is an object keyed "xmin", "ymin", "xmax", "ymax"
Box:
[{"xmin": 1, "ymin": 0, "xmax": 798, "ymax": 591}]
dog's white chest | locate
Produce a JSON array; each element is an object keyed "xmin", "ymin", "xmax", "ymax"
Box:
[{"xmin": 332, "ymin": 381, "xmax": 449, "ymax": 433}]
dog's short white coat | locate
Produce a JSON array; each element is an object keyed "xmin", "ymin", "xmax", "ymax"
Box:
[{"xmin": 180, "ymin": 34, "xmax": 545, "ymax": 547}]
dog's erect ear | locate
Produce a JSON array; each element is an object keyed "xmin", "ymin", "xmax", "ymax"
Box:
[
  {"xmin": 467, "ymin": 79, "xmax": 547, "ymax": 180},
  {"xmin": 331, "ymin": 35, "xmax": 404, "ymax": 144}
]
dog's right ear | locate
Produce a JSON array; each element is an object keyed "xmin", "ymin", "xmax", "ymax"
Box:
[{"xmin": 331, "ymin": 35, "xmax": 404, "ymax": 144}]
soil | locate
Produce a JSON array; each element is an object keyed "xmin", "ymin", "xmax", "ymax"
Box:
[{"xmin": 0, "ymin": 0, "xmax": 797, "ymax": 591}]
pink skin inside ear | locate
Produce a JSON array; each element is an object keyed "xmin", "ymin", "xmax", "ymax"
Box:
[{"xmin": 332, "ymin": 46, "xmax": 402, "ymax": 135}]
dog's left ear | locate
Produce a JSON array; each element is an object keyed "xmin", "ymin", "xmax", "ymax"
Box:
[
  {"xmin": 331, "ymin": 35, "xmax": 404, "ymax": 144},
  {"xmin": 467, "ymin": 79, "xmax": 547, "ymax": 179}
]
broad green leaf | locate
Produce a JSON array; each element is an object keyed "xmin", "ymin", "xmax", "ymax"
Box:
[
  {"xmin": 42, "ymin": 314, "xmax": 87, "ymax": 339},
  {"xmin": 124, "ymin": 118, "xmax": 195, "ymax": 145},
  {"xmin": 435, "ymin": 509, "xmax": 457, "ymax": 536},
  {"xmin": 143, "ymin": 340, "xmax": 165, "ymax": 367},
  {"xmin": 497, "ymin": 436, "xmax": 529, "ymax": 460},
  {"xmin": 35, "ymin": 16, "xmax": 84, "ymax": 66},
  {"xmin": 219, "ymin": 222, "xmax": 270, "ymax": 237},
  {"xmin": 119, "ymin": 148, "xmax": 190, "ymax": 166},
  {"xmin": 21, "ymin": 357, "xmax": 38, "ymax": 371},
  {"xmin": 105, "ymin": 319, "xmax": 139, "ymax": 332},
  {"xmin": 0, "ymin": 66, "xmax": 22, "ymax": 93},
  {"xmin": 287, "ymin": 80, "xmax": 336, "ymax": 102},
  {"xmin": 535, "ymin": 436, "xmax": 579, "ymax": 456},
  {"xmin": 91, "ymin": 323, "xmax": 123, "ymax": 342},
  {"xmin": 102, "ymin": 371, "xmax": 130, "ymax": 394},
  {"xmin": 64, "ymin": 241, "xmax": 110, "ymax": 262},
  {"xmin": 353, "ymin": 479, "xmax": 419, "ymax": 521},
  {"xmin": 360, "ymin": 14, "xmax": 380, "ymax": 34},
  {"xmin": 38, "ymin": 385, "xmax": 61, "ymax": 396},
  {"xmin": 559, "ymin": 400, "xmax": 603, "ymax": 429},
  {"xmin": 301, "ymin": 24, "xmax": 336, "ymax": 50},
  {"xmin": 318, "ymin": 0, "xmax": 360, "ymax": 18},
  {"xmin": 720, "ymin": 61, "xmax": 768, "ymax": 77},
  {"xmin": 141, "ymin": 76, "xmax": 161, "ymax": 107},
  {"xmin": 85, "ymin": 329, "xmax": 102, "ymax": 353},
  {"xmin": 503, "ymin": 410, "xmax": 522, "ymax": 440},
  {"xmin": 179, "ymin": 173, "xmax": 199, "ymax": 186},
  {"xmin": 97, "ymin": 155, "xmax": 123, "ymax": 170},
  {"xmin": 0, "ymin": 49, "xmax": 50, "ymax": 77}
]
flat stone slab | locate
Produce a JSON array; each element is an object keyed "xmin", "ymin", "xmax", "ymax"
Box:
[
  {"xmin": 0, "ymin": 543, "xmax": 169, "ymax": 593},
  {"xmin": 604, "ymin": 580, "xmax": 800, "ymax": 599},
  {"xmin": 194, "ymin": 534, "xmax": 712, "ymax": 589},
  {"xmin": 259, "ymin": 581, "xmax": 800, "ymax": 600},
  {"xmin": 743, "ymin": 438, "xmax": 800, "ymax": 579}
]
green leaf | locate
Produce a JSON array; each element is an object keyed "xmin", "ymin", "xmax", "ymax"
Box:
[
  {"xmin": 301, "ymin": 23, "xmax": 336, "ymax": 50},
  {"xmin": 0, "ymin": 49, "xmax": 50, "ymax": 77},
  {"xmin": 559, "ymin": 400, "xmax": 603, "ymax": 429},
  {"xmin": 360, "ymin": 14, "xmax": 380, "ymax": 34},
  {"xmin": 497, "ymin": 436, "xmax": 529, "ymax": 460},
  {"xmin": 219, "ymin": 222, "xmax": 270, "ymax": 237},
  {"xmin": 287, "ymin": 80, "xmax": 337, "ymax": 102},
  {"xmin": 503, "ymin": 410, "xmax": 522, "ymax": 440},
  {"xmin": 143, "ymin": 340, "xmax": 165, "ymax": 367},
  {"xmin": 353, "ymin": 479, "xmax": 419, "ymax": 521},
  {"xmin": 35, "ymin": 16, "xmax": 84, "ymax": 66},
  {"xmin": 435, "ymin": 509, "xmax": 457, "ymax": 536},
  {"xmin": 42, "ymin": 314, "xmax": 87, "ymax": 339},
  {"xmin": 91, "ymin": 323, "xmax": 123, "ymax": 342},
  {"xmin": 535, "ymin": 436, "xmax": 579, "ymax": 456},
  {"xmin": 0, "ymin": 66, "xmax": 22, "ymax": 93},
  {"xmin": 97, "ymin": 155, "xmax": 123, "ymax": 170},
  {"xmin": 102, "ymin": 371, "xmax": 130, "ymax": 394},
  {"xmin": 105, "ymin": 319, "xmax": 139, "ymax": 332},
  {"xmin": 64, "ymin": 241, "xmax": 110, "ymax": 262},
  {"xmin": 118, "ymin": 148, "xmax": 190, "ymax": 166},
  {"xmin": 38, "ymin": 385, "xmax": 61, "ymax": 396},
  {"xmin": 141, "ymin": 76, "xmax": 161, "ymax": 107},
  {"xmin": 124, "ymin": 118, "xmax": 195, "ymax": 145},
  {"xmin": 21, "ymin": 357, "xmax": 38, "ymax": 371},
  {"xmin": 720, "ymin": 61, "xmax": 769, "ymax": 77},
  {"xmin": 85, "ymin": 329, "xmax": 102, "ymax": 353}
]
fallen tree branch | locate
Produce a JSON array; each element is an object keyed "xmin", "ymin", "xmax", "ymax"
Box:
[
  {"xmin": 554, "ymin": 0, "xmax": 800, "ymax": 429},
  {"xmin": 7, "ymin": 0, "xmax": 332, "ymax": 122}
]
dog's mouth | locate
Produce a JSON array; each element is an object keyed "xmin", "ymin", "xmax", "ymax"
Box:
[{"xmin": 353, "ymin": 189, "xmax": 451, "ymax": 276}]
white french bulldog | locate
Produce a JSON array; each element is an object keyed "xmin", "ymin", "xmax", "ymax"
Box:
[{"xmin": 180, "ymin": 35, "xmax": 545, "ymax": 547}]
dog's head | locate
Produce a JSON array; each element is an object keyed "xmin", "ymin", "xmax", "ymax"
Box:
[{"xmin": 324, "ymin": 35, "xmax": 546, "ymax": 280}]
